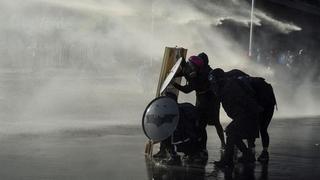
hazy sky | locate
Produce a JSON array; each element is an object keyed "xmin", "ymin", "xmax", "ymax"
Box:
[{"xmin": 0, "ymin": 0, "xmax": 318, "ymax": 133}]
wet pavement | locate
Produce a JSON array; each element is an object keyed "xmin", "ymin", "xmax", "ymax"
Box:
[{"xmin": 0, "ymin": 117, "xmax": 320, "ymax": 180}]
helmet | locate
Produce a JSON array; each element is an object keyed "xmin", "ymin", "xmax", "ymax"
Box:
[
  {"xmin": 208, "ymin": 68, "xmax": 225, "ymax": 83},
  {"xmin": 188, "ymin": 55, "xmax": 204, "ymax": 69},
  {"xmin": 198, "ymin": 52, "xmax": 209, "ymax": 65},
  {"xmin": 184, "ymin": 56, "xmax": 204, "ymax": 78},
  {"xmin": 208, "ymin": 68, "xmax": 225, "ymax": 97}
]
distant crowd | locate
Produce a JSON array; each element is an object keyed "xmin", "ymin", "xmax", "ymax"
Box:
[{"xmin": 251, "ymin": 48, "xmax": 320, "ymax": 82}]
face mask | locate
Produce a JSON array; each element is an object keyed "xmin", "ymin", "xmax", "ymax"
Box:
[{"xmin": 184, "ymin": 61, "xmax": 197, "ymax": 78}]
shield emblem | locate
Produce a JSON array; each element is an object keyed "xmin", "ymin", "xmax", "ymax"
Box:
[{"xmin": 142, "ymin": 96, "xmax": 179, "ymax": 142}]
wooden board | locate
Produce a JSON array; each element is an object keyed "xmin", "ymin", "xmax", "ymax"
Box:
[{"xmin": 145, "ymin": 47, "xmax": 187, "ymax": 158}]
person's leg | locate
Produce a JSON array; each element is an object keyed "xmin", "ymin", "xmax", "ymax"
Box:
[
  {"xmin": 258, "ymin": 106, "xmax": 274, "ymax": 162},
  {"xmin": 247, "ymin": 138, "xmax": 256, "ymax": 156},
  {"xmin": 196, "ymin": 118, "xmax": 209, "ymax": 160},
  {"xmin": 225, "ymin": 136, "xmax": 236, "ymax": 162},
  {"xmin": 260, "ymin": 106, "xmax": 274, "ymax": 150},
  {"xmin": 198, "ymin": 117, "xmax": 208, "ymax": 151},
  {"xmin": 214, "ymin": 135, "xmax": 235, "ymax": 167},
  {"xmin": 215, "ymin": 122, "xmax": 226, "ymax": 149},
  {"xmin": 210, "ymin": 95, "xmax": 226, "ymax": 149},
  {"xmin": 235, "ymin": 139, "xmax": 248, "ymax": 153},
  {"xmin": 237, "ymin": 139, "xmax": 256, "ymax": 163},
  {"xmin": 167, "ymin": 138, "xmax": 177, "ymax": 156},
  {"xmin": 153, "ymin": 137, "xmax": 170, "ymax": 158},
  {"xmin": 214, "ymin": 124, "xmax": 237, "ymax": 168},
  {"xmin": 160, "ymin": 137, "xmax": 181, "ymax": 165}
]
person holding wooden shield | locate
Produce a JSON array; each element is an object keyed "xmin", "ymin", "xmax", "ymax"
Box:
[{"xmin": 172, "ymin": 54, "xmax": 226, "ymax": 159}]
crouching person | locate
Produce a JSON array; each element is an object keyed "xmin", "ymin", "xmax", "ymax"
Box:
[
  {"xmin": 223, "ymin": 69, "xmax": 276, "ymax": 162},
  {"xmin": 242, "ymin": 76, "xmax": 276, "ymax": 162},
  {"xmin": 209, "ymin": 68, "xmax": 261, "ymax": 168},
  {"xmin": 153, "ymin": 92, "xmax": 203, "ymax": 165}
]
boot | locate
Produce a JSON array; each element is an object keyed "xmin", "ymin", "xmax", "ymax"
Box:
[
  {"xmin": 257, "ymin": 151, "xmax": 269, "ymax": 163},
  {"xmin": 162, "ymin": 155, "xmax": 181, "ymax": 165},
  {"xmin": 153, "ymin": 150, "xmax": 168, "ymax": 159},
  {"xmin": 199, "ymin": 149, "xmax": 209, "ymax": 160},
  {"xmin": 214, "ymin": 159, "xmax": 234, "ymax": 168},
  {"xmin": 185, "ymin": 153, "xmax": 203, "ymax": 163},
  {"xmin": 238, "ymin": 151, "xmax": 256, "ymax": 163}
]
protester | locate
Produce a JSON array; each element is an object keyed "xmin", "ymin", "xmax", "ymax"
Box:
[
  {"xmin": 238, "ymin": 76, "xmax": 276, "ymax": 162},
  {"xmin": 153, "ymin": 92, "xmax": 203, "ymax": 164},
  {"xmin": 216, "ymin": 67, "xmax": 276, "ymax": 162},
  {"xmin": 172, "ymin": 54, "xmax": 226, "ymax": 158},
  {"xmin": 209, "ymin": 68, "xmax": 260, "ymax": 168}
]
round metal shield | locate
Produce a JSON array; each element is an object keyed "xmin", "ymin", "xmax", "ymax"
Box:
[
  {"xmin": 160, "ymin": 58, "xmax": 183, "ymax": 94},
  {"xmin": 142, "ymin": 96, "xmax": 179, "ymax": 142}
]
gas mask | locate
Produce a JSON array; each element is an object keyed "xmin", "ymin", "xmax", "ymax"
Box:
[{"xmin": 183, "ymin": 61, "xmax": 198, "ymax": 78}]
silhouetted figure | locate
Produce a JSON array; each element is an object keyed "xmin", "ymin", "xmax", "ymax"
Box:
[
  {"xmin": 241, "ymin": 76, "xmax": 276, "ymax": 162},
  {"xmin": 209, "ymin": 68, "xmax": 260, "ymax": 168},
  {"xmin": 172, "ymin": 54, "xmax": 226, "ymax": 157},
  {"xmin": 153, "ymin": 92, "xmax": 202, "ymax": 165},
  {"xmin": 222, "ymin": 69, "xmax": 276, "ymax": 162}
]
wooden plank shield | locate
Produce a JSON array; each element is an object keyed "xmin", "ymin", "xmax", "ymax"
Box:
[{"xmin": 145, "ymin": 47, "xmax": 187, "ymax": 158}]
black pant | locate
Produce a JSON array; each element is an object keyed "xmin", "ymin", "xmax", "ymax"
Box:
[
  {"xmin": 196, "ymin": 92, "xmax": 221, "ymax": 150},
  {"xmin": 198, "ymin": 118, "xmax": 207, "ymax": 150},
  {"xmin": 224, "ymin": 134, "xmax": 248, "ymax": 163},
  {"xmin": 248, "ymin": 105, "xmax": 275, "ymax": 148},
  {"xmin": 159, "ymin": 137, "xmax": 176, "ymax": 155},
  {"xmin": 161, "ymin": 137, "xmax": 201, "ymax": 156}
]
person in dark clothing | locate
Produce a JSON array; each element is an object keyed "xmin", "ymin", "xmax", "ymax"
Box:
[
  {"xmin": 153, "ymin": 136, "xmax": 177, "ymax": 158},
  {"xmin": 225, "ymin": 69, "xmax": 250, "ymax": 78},
  {"xmin": 209, "ymin": 68, "xmax": 260, "ymax": 168},
  {"xmin": 153, "ymin": 92, "xmax": 203, "ymax": 164},
  {"xmin": 172, "ymin": 55, "xmax": 226, "ymax": 156},
  {"xmin": 217, "ymin": 68, "xmax": 276, "ymax": 162},
  {"xmin": 238, "ymin": 76, "xmax": 276, "ymax": 162},
  {"xmin": 173, "ymin": 102, "xmax": 203, "ymax": 161},
  {"xmin": 152, "ymin": 93, "xmax": 180, "ymax": 163}
]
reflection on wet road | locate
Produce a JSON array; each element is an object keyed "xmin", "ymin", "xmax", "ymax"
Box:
[
  {"xmin": 0, "ymin": 118, "xmax": 319, "ymax": 179},
  {"xmin": 145, "ymin": 153, "xmax": 269, "ymax": 180},
  {"xmin": 144, "ymin": 117, "xmax": 320, "ymax": 180}
]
